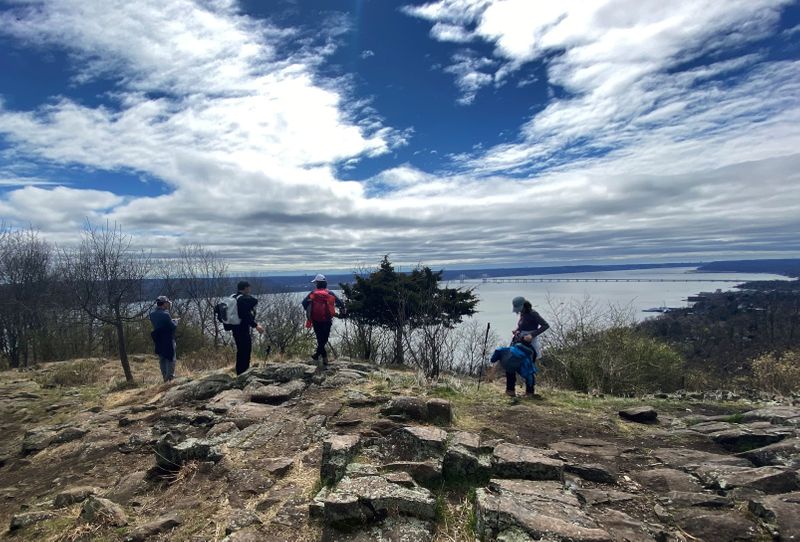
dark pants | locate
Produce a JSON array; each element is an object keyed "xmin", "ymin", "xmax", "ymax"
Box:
[
  {"xmin": 506, "ymin": 371, "xmax": 534, "ymax": 395},
  {"xmin": 312, "ymin": 320, "xmax": 332, "ymax": 361},
  {"xmin": 159, "ymin": 355, "xmax": 176, "ymax": 382},
  {"xmin": 232, "ymin": 325, "xmax": 252, "ymax": 375}
]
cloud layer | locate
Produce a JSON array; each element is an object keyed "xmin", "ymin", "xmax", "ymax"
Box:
[{"xmin": 0, "ymin": 0, "xmax": 798, "ymax": 270}]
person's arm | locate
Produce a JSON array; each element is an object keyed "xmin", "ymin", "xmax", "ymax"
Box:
[
  {"xmin": 531, "ymin": 312, "xmax": 549, "ymax": 336},
  {"xmin": 301, "ymin": 293, "xmax": 311, "ymax": 311},
  {"xmin": 237, "ymin": 296, "xmax": 258, "ymax": 328},
  {"xmin": 331, "ymin": 292, "xmax": 346, "ymax": 313}
]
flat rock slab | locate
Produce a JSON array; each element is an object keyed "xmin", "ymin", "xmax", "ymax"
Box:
[
  {"xmin": 227, "ymin": 402, "xmax": 280, "ymax": 428},
  {"xmin": 9, "ymin": 510, "xmax": 54, "ymax": 531},
  {"xmin": 237, "ymin": 363, "xmax": 315, "ymax": 387},
  {"xmin": 576, "ymin": 488, "xmax": 638, "ymax": 506},
  {"xmin": 53, "ymin": 485, "xmax": 99, "ymax": 508},
  {"xmin": 247, "ymin": 380, "xmax": 307, "ymax": 405},
  {"xmin": 162, "ymin": 372, "xmax": 235, "ymax": 406},
  {"xmin": 205, "ymin": 389, "xmax": 246, "ymax": 414},
  {"xmin": 492, "ymin": 443, "xmax": 564, "ymax": 481},
  {"xmin": 125, "ymin": 513, "xmax": 182, "ymax": 542},
  {"xmin": 674, "ymin": 510, "xmax": 761, "ymax": 542},
  {"xmin": 595, "ymin": 509, "xmax": 657, "ymax": 542},
  {"xmin": 634, "ymin": 468, "xmax": 703, "ymax": 492},
  {"xmin": 619, "ymin": 406, "xmax": 657, "ymax": 424},
  {"xmin": 227, "ymin": 420, "xmax": 284, "ymax": 450},
  {"xmin": 564, "ymin": 463, "xmax": 617, "ymax": 484},
  {"xmin": 741, "ymin": 406, "xmax": 800, "ymax": 425},
  {"xmin": 748, "ymin": 491, "xmax": 800, "ymax": 540},
  {"xmin": 737, "ymin": 438, "xmax": 800, "ymax": 467},
  {"xmin": 689, "ymin": 421, "xmax": 736, "ymax": 434},
  {"xmin": 322, "ymin": 475, "xmax": 436, "ymax": 526},
  {"xmin": 392, "ymin": 426, "xmax": 448, "ymax": 461},
  {"xmin": 548, "ymin": 439, "xmax": 623, "ymax": 459},
  {"xmin": 322, "ymin": 516, "xmax": 434, "ymax": 542},
  {"xmin": 710, "ymin": 427, "xmax": 787, "ymax": 452},
  {"xmin": 658, "ymin": 491, "xmax": 731, "ymax": 509},
  {"xmin": 476, "ymin": 479, "xmax": 611, "ymax": 542},
  {"xmin": 694, "ymin": 465, "xmax": 800, "ymax": 494},
  {"xmin": 653, "ymin": 448, "xmax": 753, "ymax": 470}
]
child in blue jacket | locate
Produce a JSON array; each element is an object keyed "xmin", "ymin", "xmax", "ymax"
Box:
[{"xmin": 490, "ymin": 334, "xmax": 537, "ymax": 398}]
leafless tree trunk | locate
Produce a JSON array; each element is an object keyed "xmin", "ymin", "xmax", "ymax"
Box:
[
  {"xmin": 0, "ymin": 227, "xmax": 54, "ymax": 368},
  {"xmin": 61, "ymin": 221, "xmax": 152, "ymax": 382}
]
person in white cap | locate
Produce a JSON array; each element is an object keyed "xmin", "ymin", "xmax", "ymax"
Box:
[
  {"xmin": 301, "ymin": 274, "xmax": 345, "ymax": 367},
  {"xmin": 150, "ymin": 295, "xmax": 178, "ymax": 381}
]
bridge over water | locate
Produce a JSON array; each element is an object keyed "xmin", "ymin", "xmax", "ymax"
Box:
[{"xmin": 476, "ymin": 277, "xmax": 742, "ymax": 284}]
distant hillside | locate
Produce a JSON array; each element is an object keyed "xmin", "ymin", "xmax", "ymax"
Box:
[{"xmin": 696, "ymin": 259, "xmax": 800, "ymax": 277}]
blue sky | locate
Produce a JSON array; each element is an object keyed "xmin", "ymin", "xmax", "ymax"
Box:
[{"xmin": 1, "ymin": 0, "xmax": 799, "ymax": 272}]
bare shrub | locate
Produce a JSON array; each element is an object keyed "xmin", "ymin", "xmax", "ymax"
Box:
[
  {"xmin": 751, "ymin": 350, "xmax": 800, "ymax": 395},
  {"xmin": 61, "ymin": 222, "xmax": 152, "ymax": 382},
  {"xmin": 453, "ymin": 320, "xmax": 501, "ymax": 376},
  {"xmin": 257, "ymin": 292, "xmax": 314, "ymax": 356},
  {"xmin": 34, "ymin": 359, "xmax": 101, "ymax": 388},
  {"xmin": 179, "ymin": 345, "xmax": 235, "ymax": 374},
  {"xmin": 542, "ymin": 295, "xmax": 684, "ymax": 395}
]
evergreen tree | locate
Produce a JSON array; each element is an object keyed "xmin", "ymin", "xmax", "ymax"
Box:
[{"xmin": 340, "ymin": 256, "xmax": 478, "ymax": 370}]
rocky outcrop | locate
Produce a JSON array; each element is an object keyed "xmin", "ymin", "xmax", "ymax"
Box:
[
  {"xmin": 380, "ymin": 396, "xmax": 453, "ymax": 425},
  {"xmin": 737, "ymin": 438, "xmax": 800, "ymax": 467},
  {"xmin": 154, "ymin": 433, "xmax": 223, "ymax": 471},
  {"xmin": 80, "ymin": 495, "xmax": 128, "ymax": 527},
  {"xmin": 391, "ymin": 426, "xmax": 448, "ymax": 461},
  {"xmin": 618, "ymin": 406, "xmax": 658, "ymax": 424},
  {"xmin": 748, "ymin": 492, "xmax": 800, "ymax": 540},
  {"xmin": 476, "ymin": 480, "xmax": 611, "ymax": 541},
  {"xmin": 125, "ymin": 514, "xmax": 182, "ymax": 542},
  {"xmin": 53, "ymin": 486, "xmax": 99, "ymax": 508},
  {"xmin": 162, "ymin": 372, "xmax": 236, "ymax": 406},
  {"xmin": 9, "ymin": 511, "xmax": 53, "ymax": 531},
  {"xmin": 443, "ymin": 431, "xmax": 493, "ymax": 485},
  {"xmin": 246, "ymin": 380, "xmax": 307, "ymax": 405},
  {"xmin": 492, "ymin": 443, "xmax": 564, "ymax": 481},
  {"xmin": 322, "ymin": 475, "xmax": 436, "ymax": 527},
  {"xmin": 236, "ymin": 363, "xmax": 315, "ymax": 388},
  {"xmin": 694, "ymin": 465, "xmax": 800, "ymax": 494},
  {"xmin": 321, "ymin": 434, "xmax": 361, "ymax": 486}
]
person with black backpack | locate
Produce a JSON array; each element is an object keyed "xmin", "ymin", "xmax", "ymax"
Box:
[
  {"xmin": 216, "ymin": 281, "xmax": 264, "ymax": 375},
  {"xmin": 301, "ymin": 274, "xmax": 345, "ymax": 367}
]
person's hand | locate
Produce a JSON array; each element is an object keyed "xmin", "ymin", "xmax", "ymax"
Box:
[{"xmin": 256, "ymin": 324, "xmax": 265, "ymax": 334}]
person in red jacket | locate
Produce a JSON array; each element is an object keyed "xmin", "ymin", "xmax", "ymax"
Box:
[{"xmin": 301, "ymin": 274, "xmax": 345, "ymax": 367}]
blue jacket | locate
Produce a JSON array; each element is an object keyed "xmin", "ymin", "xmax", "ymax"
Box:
[
  {"xmin": 149, "ymin": 308, "xmax": 177, "ymax": 359},
  {"xmin": 491, "ymin": 343, "xmax": 537, "ymax": 387}
]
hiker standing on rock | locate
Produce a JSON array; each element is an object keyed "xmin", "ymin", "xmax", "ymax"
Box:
[
  {"xmin": 218, "ymin": 281, "xmax": 264, "ymax": 375},
  {"xmin": 302, "ymin": 274, "xmax": 345, "ymax": 367},
  {"xmin": 511, "ymin": 297, "xmax": 549, "ymax": 360},
  {"xmin": 150, "ymin": 296, "xmax": 178, "ymax": 382}
]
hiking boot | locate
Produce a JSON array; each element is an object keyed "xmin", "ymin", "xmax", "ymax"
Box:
[
  {"xmin": 525, "ymin": 393, "xmax": 543, "ymax": 400},
  {"xmin": 311, "ymin": 353, "xmax": 320, "ymax": 361},
  {"xmin": 505, "ymin": 390, "xmax": 516, "ymax": 398},
  {"xmin": 322, "ymin": 357, "xmax": 329, "ymax": 367}
]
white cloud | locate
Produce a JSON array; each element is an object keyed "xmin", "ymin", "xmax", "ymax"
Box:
[
  {"xmin": 0, "ymin": 0, "xmax": 798, "ymax": 270},
  {"xmin": 443, "ymin": 52, "xmax": 495, "ymax": 104}
]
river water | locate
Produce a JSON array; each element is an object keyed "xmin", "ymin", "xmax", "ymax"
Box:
[{"xmin": 447, "ymin": 267, "xmax": 790, "ymax": 338}]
